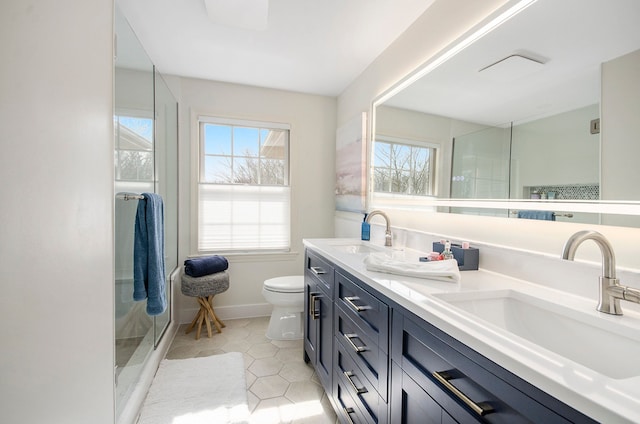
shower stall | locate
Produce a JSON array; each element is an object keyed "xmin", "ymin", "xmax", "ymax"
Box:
[{"xmin": 114, "ymin": 5, "xmax": 178, "ymax": 421}]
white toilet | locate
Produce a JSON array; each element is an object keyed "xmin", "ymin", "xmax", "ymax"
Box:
[{"xmin": 262, "ymin": 275, "xmax": 305, "ymax": 340}]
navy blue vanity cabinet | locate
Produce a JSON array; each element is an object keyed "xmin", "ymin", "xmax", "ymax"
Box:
[
  {"xmin": 304, "ymin": 248, "xmax": 598, "ymax": 424},
  {"xmin": 334, "ymin": 270, "xmax": 389, "ymax": 424},
  {"xmin": 391, "ymin": 309, "xmax": 598, "ymax": 424},
  {"xmin": 304, "ymin": 250, "xmax": 335, "ymax": 393}
]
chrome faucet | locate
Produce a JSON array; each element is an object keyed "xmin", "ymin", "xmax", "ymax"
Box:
[
  {"xmin": 365, "ymin": 210, "xmax": 392, "ymax": 247},
  {"xmin": 562, "ymin": 230, "xmax": 640, "ymax": 315}
]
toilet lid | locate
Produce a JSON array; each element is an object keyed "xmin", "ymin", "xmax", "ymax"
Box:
[{"xmin": 264, "ymin": 276, "xmax": 304, "ymax": 293}]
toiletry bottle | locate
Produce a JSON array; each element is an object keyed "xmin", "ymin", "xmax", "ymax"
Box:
[
  {"xmin": 443, "ymin": 240, "xmax": 454, "ymax": 260},
  {"xmin": 361, "ymin": 213, "xmax": 370, "ymax": 241}
]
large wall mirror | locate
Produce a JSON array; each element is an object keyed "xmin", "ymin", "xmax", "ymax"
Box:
[{"xmin": 372, "ymin": 0, "xmax": 640, "ymax": 226}]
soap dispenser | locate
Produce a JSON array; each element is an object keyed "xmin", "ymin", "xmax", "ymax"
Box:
[
  {"xmin": 361, "ymin": 213, "xmax": 370, "ymax": 241},
  {"xmin": 442, "ymin": 240, "xmax": 454, "ymax": 260}
]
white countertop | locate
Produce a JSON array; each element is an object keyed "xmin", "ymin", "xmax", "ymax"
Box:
[{"xmin": 304, "ymin": 238, "xmax": 640, "ymax": 424}]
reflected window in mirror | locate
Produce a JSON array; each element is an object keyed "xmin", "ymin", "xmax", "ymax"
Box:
[
  {"xmin": 371, "ymin": 136, "xmax": 437, "ymax": 205},
  {"xmin": 114, "ymin": 115, "xmax": 154, "ymax": 181}
]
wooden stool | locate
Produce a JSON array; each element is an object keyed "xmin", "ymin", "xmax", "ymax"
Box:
[{"xmin": 181, "ymin": 270, "xmax": 229, "ymax": 340}]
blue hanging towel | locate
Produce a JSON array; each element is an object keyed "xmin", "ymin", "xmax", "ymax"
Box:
[
  {"xmin": 133, "ymin": 193, "xmax": 167, "ymax": 316},
  {"xmin": 517, "ymin": 210, "xmax": 556, "ymax": 221}
]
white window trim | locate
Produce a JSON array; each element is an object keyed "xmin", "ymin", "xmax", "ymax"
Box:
[{"xmin": 191, "ymin": 112, "xmax": 292, "ymax": 255}]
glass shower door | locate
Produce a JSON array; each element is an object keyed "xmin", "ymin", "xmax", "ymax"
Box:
[
  {"xmin": 114, "ymin": 4, "xmax": 156, "ymax": 419},
  {"xmin": 152, "ymin": 70, "xmax": 178, "ymax": 346}
]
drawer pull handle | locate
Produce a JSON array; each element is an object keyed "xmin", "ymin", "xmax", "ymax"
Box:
[
  {"xmin": 344, "ymin": 296, "xmax": 370, "ymax": 313},
  {"xmin": 343, "ymin": 407, "xmax": 355, "ymax": 424},
  {"xmin": 309, "ymin": 292, "xmax": 320, "ymax": 320},
  {"xmin": 344, "ymin": 371, "xmax": 368, "ymax": 394},
  {"xmin": 343, "ymin": 333, "xmax": 367, "ymax": 353},
  {"xmin": 310, "ymin": 266, "xmax": 326, "ymax": 275},
  {"xmin": 432, "ymin": 370, "xmax": 494, "ymax": 416}
]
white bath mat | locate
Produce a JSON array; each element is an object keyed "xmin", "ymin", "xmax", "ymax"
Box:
[{"xmin": 137, "ymin": 352, "xmax": 249, "ymax": 424}]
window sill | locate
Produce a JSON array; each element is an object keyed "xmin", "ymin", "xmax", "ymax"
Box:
[{"xmin": 189, "ymin": 251, "xmax": 299, "ymax": 263}]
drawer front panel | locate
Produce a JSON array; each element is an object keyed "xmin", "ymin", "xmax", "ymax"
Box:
[
  {"xmin": 391, "ymin": 361, "xmax": 447, "ymax": 424},
  {"xmin": 306, "ymin": 251, "xmax": 334, "ymax": 293},
  {"xmin": 334, "ymin": 375, "xmax": 370, "ymax": 424},
  {"xmin": 335, "ymin": 271, "xmax": 388, "ymax": 352},
  {"xmin": 400, "ymin": 370, "xmax": 445, "ymax": 424},
  {"xmin": 336, "ymin": 305, "xmax": 388, "ymax": 399},
  {"xmin": 336, "ymin": 337, "xmax": 387, "ymax": 424},
  {"xmin": 394, "ymin": 313, "xmax": 574, "ymax": 424}
]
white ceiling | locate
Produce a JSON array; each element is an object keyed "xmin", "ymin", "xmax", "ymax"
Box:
[
  {"xmin": 116, "ymin": 0, "xmax": 435, "ymax": 96},
  {"xmin": 384, "ymin": 0, "xmax": 640, "ymax": 126}
]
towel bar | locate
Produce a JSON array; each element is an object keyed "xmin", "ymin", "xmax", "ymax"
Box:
[{"xmin": 510, "ymin": 210, "xmax": 574, "ymax": 218}]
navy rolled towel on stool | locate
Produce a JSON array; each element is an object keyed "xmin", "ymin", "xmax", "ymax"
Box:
[{"xmin": 184, "ymin": 255, "xmax": 229, "ymax": 277}]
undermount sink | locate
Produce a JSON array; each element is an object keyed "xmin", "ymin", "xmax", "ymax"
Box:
[
  {"xmin": 327, "ymin": 241, "xmax": 384, "ymax": 254},
  {"xmin": 433, "ymin": 289, "xmax": 640, "ymax": 379}
]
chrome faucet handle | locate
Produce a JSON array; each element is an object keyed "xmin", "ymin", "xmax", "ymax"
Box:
[
  {"xmin": 384, "ymin": 230, "xmax": 392, "ymax": 247},
  {"xmin": 599, "ymin": 277, "xmax": 623, "ymax": 315}
]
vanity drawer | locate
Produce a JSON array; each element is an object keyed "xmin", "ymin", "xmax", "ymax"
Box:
[
  {"xmin": 336, "ymin": 305, "xmax": 388, "ymax": 400},
  {"xmin": 334, "ymin": 375, "xmax": 369, "ymax": 424},
  {"xmin": 392, "ymin": 311, "xmax": 595, "ymax": 424},
  {"xmin": 335, "ymin": 270, "xmax": 388, "ymax": 353},
  {"xmin": 335, "ymin": 340, "xmax": 387, "ymax": 424},
  {"xmin": 390, "ymin": 361, "xmax": 451, "ymax": 424},
  {"xmin": 306, "ymin": 250, "xmax": 334, "ymax": 293}
]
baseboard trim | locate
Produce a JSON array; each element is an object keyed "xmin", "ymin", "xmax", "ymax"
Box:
[{"xmin": 178, "ymin": 302, "xmax": 272, "ymax": 324}]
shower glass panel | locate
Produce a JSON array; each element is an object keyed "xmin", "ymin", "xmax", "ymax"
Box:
[
  {"xmin": 114, "ymin": 4, "xmax": 177, "ymax": 420},
  {"xmin": 449, "ymin": 125, "xmax": 511, "ymax": 217},
  {"xmin": 451, "ymin": 125, "xmax": 511, "ymax": 199},
  {"xmin": 153, "ymin": 70, "xmax": 178, "ymax": 346}
]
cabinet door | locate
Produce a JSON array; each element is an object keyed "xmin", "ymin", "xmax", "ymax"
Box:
[
  {"xmin": 316, "ymin": 286, "xmax": 333, "ymax": 392},
  {"xmin": 303, "ymin": 275, "xmax": 318, "ymax": 365},
  {"xmin": 304, "ymin": 273, "xmax": 332, "ymax": 392}
]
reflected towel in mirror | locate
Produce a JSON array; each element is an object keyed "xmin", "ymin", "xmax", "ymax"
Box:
[
  {"xmin": 517, "ymin": 210, "xmax": 555, "ymax": 221},
  {"xmin": 364, "ymin": 253, "xmax": 461, "ymax": 283}
]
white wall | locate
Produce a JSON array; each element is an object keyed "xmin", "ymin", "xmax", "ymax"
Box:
[
  {"xmin": 600, "ymin": 49, "xmax": 640, "ymax": 227},
  {"xmin": 0, "ymin": 1, "xmax": 115, "ymax": 423},
  {"xmin": 336, "ymin": 0, "xmax": 640, "ymax": 269},
  {"xmin": 601, "ymin": 49, "xmax": 640, "ymax": 201},
  {"xmin": 174, "ymin": 77, "xmax": 337, "ymax": 321},
  {"xmin": 511, "ymin": 104, "xmax": 600, "ymax": 192}
]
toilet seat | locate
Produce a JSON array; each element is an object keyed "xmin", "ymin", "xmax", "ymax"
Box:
[{"xmin": 263, "ymin": 276, "xmax": 304, "ymax": 293}]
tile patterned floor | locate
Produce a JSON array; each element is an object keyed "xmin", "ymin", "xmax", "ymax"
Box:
[{"xmin": 165, "ymin": 316, "xmax": 338, "ymax": 424}]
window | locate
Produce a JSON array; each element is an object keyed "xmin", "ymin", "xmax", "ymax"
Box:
[
  {"xmin": 372, "ymin": 136, "xmax": 436, "ymax": 197},
  {"xmin": 114, "ymin": 115, "xmax": 154, "ymax": 181},
  {"xmin": 197, "ymin": 116, "xmax": 290, "ymax": 252}
]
